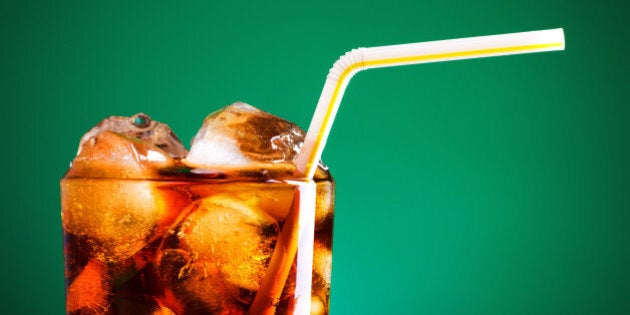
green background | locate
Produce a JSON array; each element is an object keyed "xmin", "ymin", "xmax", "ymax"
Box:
[{"xmin": 1, "ymin": 0, "xmax": 628, "ymax": 313}]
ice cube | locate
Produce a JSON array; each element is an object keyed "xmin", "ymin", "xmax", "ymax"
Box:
[
  {"xmin": 311, "ymin": 241, "xmax": 332, "ymax": 315},
  {"xmin": 155, "ymin": 193, "xmax": 279, "ymax": 313},
  {"xmin": 184, "ymin": 102, "xmax": 305, "ymax": 168},
  {"xmin": 156, "ymin": 248, "xmax": 242, "ymax": 314},
  {"xmin": 61, "ymin": 179, "xmax": 189, "ymax": 262},
  {"xmin": 79, "ymin": 113, "xmax": 187, "ymax": 158},
  {"xmin": 62, "ymin": 114, "xmax": 190, "ymax": 262},
  {"xmin": 315, "ymin": 178, "xmax": 335, "ymax": 230},
  {"xmin": 311, "ymin": 296, "xmax": 327, "ymax": 315},
  {"xmin": 152, "ymin": 303, "xmax": 176, "ymax": 315},
  {"xmin": 313, "ymin": 241, "xmax": 332, "ymax": 288},
  {"xmin": 66, "ymin": 259, "xmax": 110, "ymax": 314},
  {"xmin": 188, "ymin": 183, "xmax": 296, "ymax": 221},
  {"xmin": 66, "ymin": 113, "xmax": 186, "ymax": 179}
]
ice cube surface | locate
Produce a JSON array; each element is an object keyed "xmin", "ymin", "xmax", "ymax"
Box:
[
  {"xmin": 155, "ymin": 193, "xmax": 280, "ymax": 313},
  {"xmin": 61, "ymin": 179, "xmax": 189, "ymax": 262},
  {"xmin": 67, "ymin": 113, "xmax": 186, "ymax": 179},
  {"xmin": 185, "ymin": 102, "xmax": 305, "ymax": 168},
  {"xmin": 79, "ymin": 113, "xmax": 187, "ymax": 158},
  {"xmin": 66, "ymin": 259, "xmax": 110, "ymax": 314},
  {"xmin": 311, "ymin": 241, "xmax": 332, "ymax": 315}
]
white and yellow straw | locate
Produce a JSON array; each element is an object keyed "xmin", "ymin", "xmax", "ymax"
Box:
[
  {"xmin": 296, "ymin": 28, "xmax": 565, "ymax": 178},
  {"xmin": 252, "ymin": 28, "xmax": 565, "ymax": 315}
]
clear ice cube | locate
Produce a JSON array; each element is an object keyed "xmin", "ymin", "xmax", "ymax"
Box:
[
  {"xmin": 66, "ymin": 259, "xmax": 110, "ymax": 314},
  {"xmin": 61, "ymin": 179, "xmax": 189, "ymax": 262},
  {"xmin": 79, "ymin": 113, "xmax": 187, "ymax": 158},
  {"xmin": 184, "ymin": 102, "xmax": 305, "ymax": 168},
  {"xmin": 62, "ymin": 113, "xmax": 190, "ymax": 262},
  {"xmin": 315, "ymin": 180, "xmax": 335, "ymax": 229},
  {"xmin": 311, "ymin": 241, "xmax": 332, "ymax": 315},
  {"xmin": 67, "ymin": 113, "xmax": 187, "ymax": 179},
  {"xmin": 155, "ymin": 193, "xmax": 280, "ymax": 313}
]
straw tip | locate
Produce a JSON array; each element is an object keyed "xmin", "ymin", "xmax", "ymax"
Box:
[
  {"xmin": 545, "ymin": 28, "xmax": 565, "ymax": 50},
  {"xmin": 527, "ymin": 28, "xmax": 565, "ymax": 51},
  {"xmin": 552, "ymin": 28, "xmax": 565, "ymax": 50}
]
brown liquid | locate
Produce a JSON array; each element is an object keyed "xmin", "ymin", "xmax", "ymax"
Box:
[{"xmin": 61, "ymin": 167, "xmax": 333, "ymax": 315}]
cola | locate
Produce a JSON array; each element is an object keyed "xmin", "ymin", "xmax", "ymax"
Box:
[{"xmin": 61, "ymin": 104, "xmax": 334, "ymax": 314}]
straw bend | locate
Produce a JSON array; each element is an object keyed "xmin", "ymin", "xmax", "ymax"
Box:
[
  {"xmin": 295, "ymin": 48, "xmax": 369, "ymax": 179},
  {"xmin": 327, "ymin": 48, "xmax": 367, "ymax": 82}
]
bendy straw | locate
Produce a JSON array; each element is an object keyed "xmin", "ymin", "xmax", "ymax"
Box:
[
  {"xmin": 296, "ymin": 28, "xmax": 565, "ymax": 179},
  {"xmin": 252, "ymin": 28, "xmax": 565, "ymax": 315}
]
